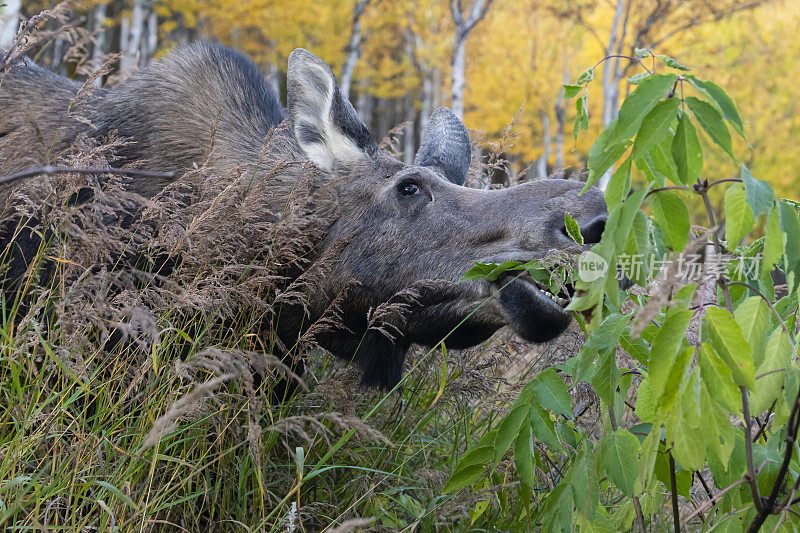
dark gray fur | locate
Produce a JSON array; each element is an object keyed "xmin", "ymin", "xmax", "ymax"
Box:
[{"xmin": 0, "ymin": 41, "xmax": 608, "ymax": 389}]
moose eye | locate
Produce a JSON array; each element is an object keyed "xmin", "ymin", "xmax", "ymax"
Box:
[{"xmin": 398, "ymin": 181, "xmax": 421, "ymax": 196}]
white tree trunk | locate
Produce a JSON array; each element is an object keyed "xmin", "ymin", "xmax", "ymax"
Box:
[
  {"xmin": 554, "ymin": 55, "xmax": 569, "ymax": 170},
  {"xmin": 143, "ymin": 8, "xmax": 157, "ymax": 66},
  {"xmin": 91, "ymin": 4, "xmax": 107, "ymax": 86},
  {"xmin": 121, "ymin": 0, "xmax": 145, "ymax": 72},
  {"xmin": 450, "ymin": 35, "xmax": 466, "ymax": 119},
  {"xmin": 0, "ymin": 0, "xmax": 20, "ymax": 49},
  {"xmin": 267, "ymin": 63, "xmax": 281, "ymax": 99},
  {"xmin": 597, "ymin": 0, "xmax": 625, "ymax": 190},
  {"xmin": 340, "ymin": 0, "xmax": 370, "ymax": 101},
  {"xmin": 420, "ymin": 69, "xmax": 432, "ymax": 134},
  {"xmin": 403, "ymin": 94, "xmax": 415, "ymax": 164},
  {"xmin": 449, "ymin": 0, "xmax": 494, "ymax": 119},
  {"xmin": 537, "ymin": 110, "xmax": 551, "ymax": 179},
  {"xmin": 356, "ymin": 78, "xmax": 372, "ymax": 124}
]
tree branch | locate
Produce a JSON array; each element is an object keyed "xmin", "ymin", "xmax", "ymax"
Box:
[{"xmin": 0, "ymin": 165, "xmax": 176, "ymax": 186}]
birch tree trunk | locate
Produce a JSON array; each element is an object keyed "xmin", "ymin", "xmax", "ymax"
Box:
[
  {"xmin": 143, "ymin": 8, "xmax": 157, "ymax": 66},
  {"xmin": 339, "ymin": 0, "xmax": 371, "ymax": 101},
  {"xmin": 356, "ymin": 78, "xmax": 373, "ymax": 125},
  {"xmin": 597, "ymin": 0, "xmax": 625, "ymax": 190},
  {"xmin": 121, "ymin": 0, "xmax": 145, "ymax": 72},
  {"xmin": 420, "ymin": 70, "xmax": 432, "ymax": 134},
  {"xmin": 449, "ymin": 0, "xmax": 494, "ymax": 119},
  {"xmin": 536, "ymin": 110, "xmax": 551, "ymax": 179},
  {"xmin": 266, "ymin": 63, "xmax": 281, "ymax": 99},
  {"xmin": 0, "ymin": 0, "xmax": 21, "ymax": 49},
  {"xmin": 554, "ymin": 55, "xmax": 569, "ymax": 170},
  {"xmin": 92, "ymin": 4, "xmax": 107, "ymax": 60},
  {"xmin": 403, "ymin": 94, "xmax": 415, "ymax": 164}
]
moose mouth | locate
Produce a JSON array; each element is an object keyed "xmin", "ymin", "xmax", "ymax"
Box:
[
  {"xmin": 494, "ymin": 271, "xmax": 572, "ymax": 310},
  {"xmin": 490, "ymin": 271, "xmax": 574, "ymax": 343}
]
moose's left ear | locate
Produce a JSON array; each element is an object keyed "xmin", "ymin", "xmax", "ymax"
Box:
[
  {"xmin": 414, "ymin": 107, "xmax": 472, "ymax": 186},
  {"xmin": 287, "ymin": 48, "xmax": 377, "ymax": 172}
]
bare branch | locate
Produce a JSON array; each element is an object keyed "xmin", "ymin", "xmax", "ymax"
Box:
[{"xmin": 0, "ymin": 165, "xmax": 176, "ymax": 186}]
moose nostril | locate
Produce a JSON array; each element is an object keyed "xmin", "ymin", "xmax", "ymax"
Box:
[{"xmin": 581, "ymin": 217, "xmax": 606, "ymax": 244}]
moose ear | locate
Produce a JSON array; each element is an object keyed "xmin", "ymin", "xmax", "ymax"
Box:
[
  {"xmin": 414, "ymin": 107, "xmax": 472, "ymax": 186},
  {"xmin": 287, "ymin": 48, "xmax": 377, "ymax": 171}
]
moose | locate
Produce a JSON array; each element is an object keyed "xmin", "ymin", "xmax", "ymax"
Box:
[{"xmin": 0, "ymin": 41, "xmax": 607, "ymax": 390}]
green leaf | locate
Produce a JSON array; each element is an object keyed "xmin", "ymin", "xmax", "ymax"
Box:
[
  {"xmin": 529, "ymin": 404, "xmax": 561, "ymax": 451},
  {"xmin": 686, "ymin": 96, "xmax": 735, "ymax": 160},
  {"xmin": 671, "ymin": 111, "xmax": 703, "ymax": 185},
  {"xmin": 591, "ymin": 347, "xmax": 621, "ymax": 406},
  {"xmin": 631, "ymin": 97, "xmax": 680, "ymax": 160},
  {"xmin": 650, "ymin": 131, "xmax": 679, "ymax": 185},
  {"xmin": 622, "ymin": 211, "xmax": 653, "ymax": 286},
  {"xmin": 704, "ymin": 307, "xmax": 755, "ymax": 390},
  {"xmin": 577, "ymin": 67, "xmax": 595, "ymax": 84},
  {"xmin": 565, "ymin": 213, "xmax": 584, "ymax": 245},
  {"xmin": 532, "ymin": 368, "xmax": 573, "ymax": 417},
  {"xmin": 627, "ymin": 72, "xmax": 651, "ymax": 85},
  {"xmin": 600, "ymin": 430, "xmax": 641, "ymax": 497},
  {"xmin": 637, "ymin": 426, "xmax": 661, "ymax": 492},
  {"xmin": 779, "ymin": 200, "xmax": 800, "ymax": 292},
  {"xmin": 575, "ymin": 313, "xmax": 630, "ymax": 384},
  {"xmin": 606, "ymin": 74, "xmax": 678, "ymax": 147},
  {"xmin": 700, "ymin": 379, "xmax": 737, "ymax": 469},
  {"xmin": 570, "ymin": 450, "xmax": 599, "ymax": 519},
  {"xmin": 514, "ymin": 420, "xmax": 536, "ymax": 486},
  {"xmin": 761, "ymin": 208, "xmax": 783, "ymax": 279},
  {"xmin": 699, "ymin": 342, "xmax": 742, "ymax": 414},
  {"xmin": 563, "ymin": 83, "xmax": 582, "ymax": 98},
  {"xmin": 734, "ymin": 296, "xmax": 772, "ymax": 365},
  {"xmin": 574, "ymin": 93, "xmax": 589, "ymax": 140},
  {"xmin": 635, "ymin": 378, "xmax": 655, "ymax": 423},
  {"xmin": 649, "ymin": 190, "xmax": 689, "ymax": 250},
  {"xmin": 686, "ymin": 75, "xmax": 745, "ymax": 138},
  {"xmin": 608, "ymin": 188, "xmax": 648, "ymax": 251},
  {"xmin": 656, "ymin": 54, "xmax": 691, "ymax": 71},
  {"xmin": 443, "ymin": 445, "xmax": 493, "ymax": 493},
  {"xmin": 585, "ymin": 136, "xmax": 631, "ymax": 191},
  {"xmin": 724, "ymin": 183, "xmax": 755, "ymax": 250},
  {"xmin": 751, "ymin": 327, "xmax": 794, "ymax": 414},
  {"xmin": 493, "ymin": 405, "xmax": 530, "ymax": 464},
  {"xmin": 740, "ymin": 165, "xmax": 776, "ymax": 218},
  {"xmin": 604, "ymin": 157, "xmax": 632, "ymax": 209}
]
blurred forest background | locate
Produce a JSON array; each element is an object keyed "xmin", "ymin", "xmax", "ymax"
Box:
[{"xmin": 1, "ymin": 0, "xmax": 798, "ymax": 197}]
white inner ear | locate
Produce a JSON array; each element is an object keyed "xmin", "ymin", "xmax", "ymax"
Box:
[{"xmin": 294, "ymin": 62, "xmax": 364, "ymax": 172}]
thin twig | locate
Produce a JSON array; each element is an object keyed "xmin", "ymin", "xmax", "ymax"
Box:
[
  {"xmin": 0, "ymin": 165, "xmax": 176, "ymax": 185},
  {"xmin": 705, "ymin": 178, "xmax": 743, "ymax": 189},
  {"xmin": 647, "ymin": 185, "xmax": 690, "ymax": 197},
  {"xmin": 683, "ymin": 479, "xmax": 747, "ymax": 524},
  {"xmin": 669, "ymin": 451, "xmax": 681, "ymax": 532}
]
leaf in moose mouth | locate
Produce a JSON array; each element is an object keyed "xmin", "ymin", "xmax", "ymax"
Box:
[{"xmin": 459, "ymin": 258, "xmax": 571, "ymax": 298}]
